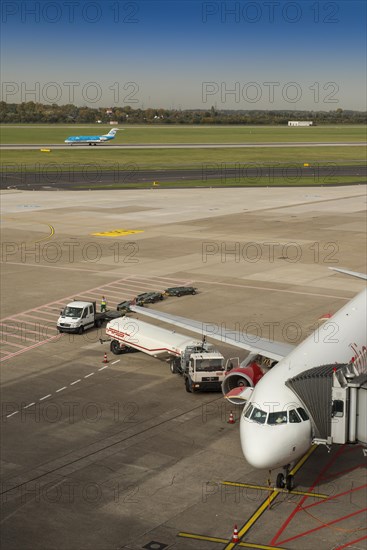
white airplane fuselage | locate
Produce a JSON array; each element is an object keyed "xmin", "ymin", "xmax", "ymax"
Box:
[{"xmin": 240, "ymin": 288, "xmax": 367, "ymax": 470}]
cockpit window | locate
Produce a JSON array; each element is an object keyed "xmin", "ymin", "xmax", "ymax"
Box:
[
  {"xmin": 244, "ymin": 404, "xmax": 253, "ymax": 419},
  {"xmin": 289, "ymin": 409, "xmax": 302, "ymax": 423},
  {"xmin": 250, "ymin": 407, "xmax": 267, "ymax": 424},
  {"xmin": 297, "ymin": 407, "xmax": 309, "ymax": 421},
  {"xmin": 268, "ymin": 411, "xmax": 287, "ymax": 425}
]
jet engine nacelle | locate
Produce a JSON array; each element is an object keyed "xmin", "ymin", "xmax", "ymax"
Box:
[{"xmin": 222, "ymin": 362, "xmax": 264, "ymax": 404}]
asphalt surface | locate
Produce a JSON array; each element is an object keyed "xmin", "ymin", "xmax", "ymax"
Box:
[
  {"xmin": 1, "ymin": 186, "xmax": 366, "ymax": 549},
  {"xmin": 1, "ymin": 165, "xmax": 366, "ymax": 190}
]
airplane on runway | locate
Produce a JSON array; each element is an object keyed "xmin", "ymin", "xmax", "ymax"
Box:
[
  {"xmin": 64, "ymin": 128, "xmax": 119, "ymax": 145},
  {"xmin": 129, "ymin": 268, "xmax": 367, "ymax": 489}
]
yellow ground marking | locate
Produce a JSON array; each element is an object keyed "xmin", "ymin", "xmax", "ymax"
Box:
[
  {"xmin": 4, "ymin": 218, "xmax": 55, "ymax": 243},
  {"xmin": 223, "ymin": 446, "xmax": 317, "ymax": 549},
  {"xmin": 35, "ymin": 223, "xmax": 55, "ymax": 242},
  {"xmin": 92, "ymin": 229, "xmax": 144, "ymax": 237},
  {"xmin": 221, "ymin": 481, "xmax": 328, "ymax": 500},
  {"xmin": 178, "ymin": 446, "xmax": 317, "ymax": 549},
  {"xmin": 178, "ymin": 532, "xmax": 284, "ymax": 549}
]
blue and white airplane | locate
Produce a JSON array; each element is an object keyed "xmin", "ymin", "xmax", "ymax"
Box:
[{"xmin": 64, "ymin": 128, "xmax": 119, "ymax": 145}]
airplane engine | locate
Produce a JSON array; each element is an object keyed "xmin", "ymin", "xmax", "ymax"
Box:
[{"xmin": 222, "ymin": 362, "xmax": 264, "ymax": 404}]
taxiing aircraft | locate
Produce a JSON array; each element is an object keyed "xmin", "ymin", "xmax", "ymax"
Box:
[
  {"xmin": 64, "ymin": 128, "xmax": 119, "ymax": 145},
  {"xmin": 129, "ymin": 268, "xmax": 366, "ymax": 488}
]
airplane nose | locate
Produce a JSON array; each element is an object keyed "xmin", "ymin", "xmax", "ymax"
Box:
[{"xmin": 240, "ymin": 416, "xmax": 312, "ymax": 470}]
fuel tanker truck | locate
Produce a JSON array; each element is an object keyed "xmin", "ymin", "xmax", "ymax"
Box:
[{"xmin": 105, "ymin": 316, "xmax": 228, "ymax": 393}]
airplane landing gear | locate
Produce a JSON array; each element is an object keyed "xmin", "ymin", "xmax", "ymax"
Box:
[{"xmin": 276, "ymin": 465, "xmax": 294, "ymax": 491}]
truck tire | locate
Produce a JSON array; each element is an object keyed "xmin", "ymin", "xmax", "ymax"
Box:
[
  {"xmin": 95, "ymin": 319, "xmax": 103, "ymax": 329},
  {"xmin": 185, "ymin": 377, "xmax": 193, "ymax": 393},
  {"xmin": 78, "ymin": 326, "xmax": 84, "ymax": 335},
  {"xmin": 110, "ymin": 339, "xmax": 123, "ymax": 355},
  {"xmin": 170, "ymin": 361, "xmax": 178, "ymax": 374}
]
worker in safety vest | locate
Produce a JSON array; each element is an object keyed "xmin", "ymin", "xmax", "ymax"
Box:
[{"xmin": 101, "ymin": 296, "xmax": 107, "ymax": 312}]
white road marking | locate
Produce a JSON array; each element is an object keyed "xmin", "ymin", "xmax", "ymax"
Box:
[
  {"xmin": 70, "ymin": 379, "xmax": 81, "ymax": 385},
  {"xmin": 98, "ymin": 366, "xmax": 108, "ymax": 371},
  {"xmin": 6, "ymin": 411, "xmax": 19, "ymax": 418},
  {"xmin": 24, "ymin": 402, "xmax": 35, "ymax": 408},
  {"xmin": 111, "ymin": 360, "xmax": 120, "ymax": 365},
  {"xmin": 56, "ymin": 386, "xmax": 67, "ymax": 392},
  {"xmin": 84, "ymin": 372, "xmax": 94, "ymax": 378},
  {"xmin": 39, "ymin": 394, "xmax": 51, "ymax": 401}
]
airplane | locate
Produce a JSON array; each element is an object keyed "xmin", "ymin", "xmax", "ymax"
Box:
[
  {"xmin": 64, "ymin": 128, "xmax": 120, "ymax": 145},
  {"xmin": 129, "ymin": 268, "xmax": 366, "ymax": 489}
]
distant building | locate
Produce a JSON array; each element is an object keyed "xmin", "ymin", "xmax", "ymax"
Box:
[{"xmin": 288, "ymin": 121, "xmax": 313, "ymax": 127}]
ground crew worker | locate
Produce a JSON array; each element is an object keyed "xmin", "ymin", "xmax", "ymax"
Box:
[{"xmin": 101, "ymin": 296, "xmax": 107, "ymax": 312}]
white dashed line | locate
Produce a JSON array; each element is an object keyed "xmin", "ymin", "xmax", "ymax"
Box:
[
  {"xmin": 6, "ymin": 356, "xmax": 115, "ymax": 421},
  {"xmin": 39, "ymin": 394, "xmax": 51, "ymax": 401}
]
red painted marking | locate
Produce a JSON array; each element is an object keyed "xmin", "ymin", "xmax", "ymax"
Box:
[
  {"xmin": 1, "ymin": 334, "xmax": 62, "ymax": 361},
  {"xmin": 1, "ymin": 331, "xmax": 45, "ymax": 342},
  {"xmin": 302, "ymin": 484, "xmax": 367, "ymax": 511},
  {"xmin": 0, "ymin": 340, "xmax": 26, "ymax": 349},
  {"xmin": 335, "ymin": 535, "xmax": 367, "ymax": 549},
  {"xmin": 270, "ymin": 445, "xmax": 346, "ymax": 545},
  {"xmin": 0, "ymin": 276, "xmax": 192, "ymax": 362},
  {"xmin": 277, "ymin": 508, "xmax": 367, "ymax": 546}
]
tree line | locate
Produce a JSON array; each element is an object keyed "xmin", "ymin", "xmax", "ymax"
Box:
[{"xmin": 0, "ymin": 102, "xmax": 366, "ymax": 125}]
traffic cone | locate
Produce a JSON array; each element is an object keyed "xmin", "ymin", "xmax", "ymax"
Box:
[
  {"xmin": 228, "ymin": 411, "xmax": 235, "ymax": 424},
  {"xmin": 232, "ymin": 524, "xmax": 239, "ymax": 543},
  {"xmin": 103, "ymin": 352, "xmax": 109, "ymax": 364}
]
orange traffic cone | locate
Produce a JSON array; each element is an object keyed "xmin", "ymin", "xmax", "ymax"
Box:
[
  {"xmin": 228, "ymin": 411, "xmax": 235, "ymax": 424},
  {"xmin": 103, "ymin": 352, "xmax": 109, "ymax": 364},
  {"xmin": 232, "ymin": 524, "xmax": 239, "ymax": 543}
]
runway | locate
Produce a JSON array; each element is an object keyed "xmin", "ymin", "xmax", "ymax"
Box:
[
  {"xmin": 1, "ymin": 141, "xmax": 366, "ymax": 150},
  {"xmin": 1, "ymin": 165, "xmax": 366, "ymax": 190}
]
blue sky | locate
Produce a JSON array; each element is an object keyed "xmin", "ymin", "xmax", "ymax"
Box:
[{"xmin": 1, "ymin": 0, "xmax": 366, "ymax": 110}]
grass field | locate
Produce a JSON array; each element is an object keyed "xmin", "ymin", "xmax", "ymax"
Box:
[
  {"xmin": 1, "ymin": 146, "xmax": 366, "ymax": 169},
  {"xmin": 1, "ymin": 125, "xmax": 366, "ymax": 187},
  {"xmin": 1, "ymin": 124, "xmax": 366, "ymax": 145}
]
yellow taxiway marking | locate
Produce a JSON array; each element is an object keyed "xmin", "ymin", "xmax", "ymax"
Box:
[
  {"xmin": 221, "ymin": 481, "xmax": 328, "ymax": 500},
  {"xmin": 178, "ymin": 446, "xmax": 317, "ymax": 549},
  {"xmin": 92, "ymin": 229, "xmax": 144, "ymax": 237},
  {"xmin": 223, "ymin": 446, "xmax": 317, "ymax": 549},
  {"xmin": 178, "ymin": 532, "xmax": 284, "ymax": 549},
  {"xmin": 35, "ymin": 223, "xmax": 55, "ymax": 242}
]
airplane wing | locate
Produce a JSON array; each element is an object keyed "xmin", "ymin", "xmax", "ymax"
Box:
[
  {"xmin": 329, "ymin": 267, "xmax": 367, "ymax": 280},
  {"xmin": 128, "ymin": 305, "xmax": 294, "ymax": 361}
]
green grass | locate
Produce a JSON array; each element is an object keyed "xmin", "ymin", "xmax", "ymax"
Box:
[
  {"xmin": 1, "ymin": 146, "xmax": 366, "ymax": 170},
  {"xmin": 1, "ymin": 124, "xmax": 366, "ymax": 145}
]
